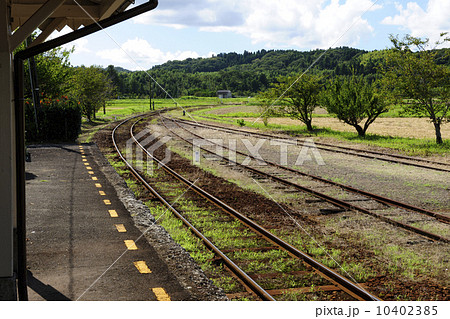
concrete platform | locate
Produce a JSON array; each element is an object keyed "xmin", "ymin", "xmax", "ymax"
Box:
[{"xmin": 25, "ymin": 143, "xmax": 226, "ymax": 301}]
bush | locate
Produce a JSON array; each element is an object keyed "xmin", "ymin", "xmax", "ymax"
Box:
[
  {"xmin": 25, "ymin": 96, "xmax": 82, "ymax": 142},
  {"xmin": 237, "ymin": 119, "xmax": 246, "ymax": 127}
]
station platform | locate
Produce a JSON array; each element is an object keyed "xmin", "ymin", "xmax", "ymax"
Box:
[{"xmin": 25, "ymin": 143, "xmax": 225, "ymax": 301}]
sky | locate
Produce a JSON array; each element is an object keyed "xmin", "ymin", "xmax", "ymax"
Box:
[{"xmin": 51, "ymin": 0, "xmax": 450, "ymax": 71}]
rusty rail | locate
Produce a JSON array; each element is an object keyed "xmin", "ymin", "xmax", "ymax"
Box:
[
  {"xmin": 161, "ymin": 116, "xmax": 449, "ymax": 243},
  {"xmin": 127, "ymin": 116, "xmax": 380, "ymax": 301}
]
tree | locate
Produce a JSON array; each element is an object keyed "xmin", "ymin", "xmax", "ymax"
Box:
[
  {"xmin": 70, "ymin": 66, "xmax": 114, "ymax": 121},
  {"xmin": 381, "ymin": 34, "xmax": 450, "ymax": 144},
  {"xmin": 259, "ymin": 74, "xmax": 323, "ymax": 131},
  {"xmin": 32, "ymin": 47, "xmax": 74, "ymax": 98},
  {"xmin": 14, "ymin": 34, "xmax": 74, "ymax": 99},
  {"xmin": 105, "ymin": 65, "xmax": 124, "ymax": 97},
  {"xmin": 321, "ymin": 75, "xmax": 388, "ymax": 137}
]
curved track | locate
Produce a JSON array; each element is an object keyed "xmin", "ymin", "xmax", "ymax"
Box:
[{"xmin": 111, "ymin": 113, "xmax": 380, "ymax": 301}]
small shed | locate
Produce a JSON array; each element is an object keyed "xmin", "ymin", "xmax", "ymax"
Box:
[{"xmin": 217, "ymin": 90, "xmax": 232, "ymax": 98}]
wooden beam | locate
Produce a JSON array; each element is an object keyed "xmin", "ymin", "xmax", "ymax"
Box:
[
  {"xmin": 99, "ymin": 0, "xmax": 125, "ymax": 20},
  {"xmin": 10, "ymin": 0, "xmax": 65, "ymax": 51},
  {"xmin": 11, "ymin": 4, "xmax": 100, "ymax": 19},
  {"xmin": 29, "ymin": 18, "xmax": 66, "ymax": 47}
]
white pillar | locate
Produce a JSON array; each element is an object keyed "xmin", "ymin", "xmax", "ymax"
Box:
[{"xmin": 0, "ymin": 0, "xmax": 16, "ymax": 300}]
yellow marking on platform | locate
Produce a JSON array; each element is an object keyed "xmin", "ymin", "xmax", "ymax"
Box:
[
  {"xmin": 84, "ymin": 163, "xmax": 89, "ymax": 166},
  {"xmin": 95, "ymin": 183, "xmax": 102, "ymax": 188},
  {"xmin": 103, "ymin": 199, "xmax": 111, "ymax": 205},
  {"xmin": 99, "ymin": 191, "xmax": 106, "ymax": 196},
  {"xmin": 91, "ymin": 176, "xmax": 98, "ymax": 181},
  {"xmin": 151, "ymin": 288, "xmax": 171, "ymax": 301},
  {"xmin": 115, "ymin": 224, "xmax": 126, "ymax": 233},
  {"xmin": 134, "ymin": 261, "xmax": 151, "ymax": 274},
  {"xmin": 86, "ymin": 166, "xmax": 92, "ymax": 170},
  {"xmin": 124, "ymin": 240, "xmax": 138, "ymax": 250},
  {"xmin": 108, "ymin": 209, "xmax": 118, "ymax": 217},
  {"xmin": 88, "ymin": 171, "xmax": 94, "ymax": 175}
]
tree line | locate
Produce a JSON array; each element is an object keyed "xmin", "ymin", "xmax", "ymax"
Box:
[{"xmin": 20, "ymin": 33, "xmax": 449, "ymax": 143}]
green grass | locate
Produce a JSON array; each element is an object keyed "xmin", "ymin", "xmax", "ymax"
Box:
[
  {"xmin": 78, "ymin": 96, "xmax": 249, "ymax": 143},
  {"xmin": 185, "ymin": 111, "xmax": 450, "ymax": 156}
]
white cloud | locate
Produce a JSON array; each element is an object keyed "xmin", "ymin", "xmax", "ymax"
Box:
[
  {"xmin": 48, "ymin": 26, "xmax": 91, "ymax": 54},
  {"xmin": 133, "ymin": 0, "xmax": 381, "ymax": 49},
  {"xmin": 96, "ymin": 38, "xmax": 203, "ymax": 70},
  {"xmin": 382, "ymin": 0, "xmax": 450, "ymax": 46}
]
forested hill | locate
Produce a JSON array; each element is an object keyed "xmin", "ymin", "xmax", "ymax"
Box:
[
  {"xmin": 151, "ymin": 47, "xmax": 367, "ymax": 75},
  {"xmin": 110, "ymin": 47, "xmax": 449, "ymax": 98}
]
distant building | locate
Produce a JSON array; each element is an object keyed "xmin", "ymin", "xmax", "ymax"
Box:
[{"xmin": 217, "ymin": 90, "xmax": 232, "ymax": 98}]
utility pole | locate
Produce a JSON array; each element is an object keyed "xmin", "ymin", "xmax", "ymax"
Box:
[
  {"xmin": 149, "ymin": 79, "xmax": 152, "ymax": 110},
  {"xmin": 26, "ymin": 37, "xmax": 39, "ymax": 136}
]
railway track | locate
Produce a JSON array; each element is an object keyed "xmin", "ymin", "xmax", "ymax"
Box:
[
  {"xmin": 159, "ymin": 115, "xmax": 449, "ymax": 244},
  {"xmin": 111, "ymin": 113, "xmax": 380, "ymax": 301},
  {"xmin": 173, "ymin": 117, "xmax": 450, "ymax": 173}
]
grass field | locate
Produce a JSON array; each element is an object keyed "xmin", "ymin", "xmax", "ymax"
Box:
[
  {"xmin": 182, "ymin": 102, "xmax": 450, "ymax": 156},
  {"xmin": 78, "ymin": 97, "xmax": 248, "ymax": 142},
  {"xmin": 79, "ymin": 97, "xmax": 449, "ymax": 156}
]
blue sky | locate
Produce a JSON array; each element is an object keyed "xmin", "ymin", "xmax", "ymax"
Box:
[{"xmin": 53, "ymin": 0, "xmax": 450, "ymax": 70}]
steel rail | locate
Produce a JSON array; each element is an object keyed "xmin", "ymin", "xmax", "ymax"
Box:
[
  {"xmin": 160, "ymin": 116, "xmax": 449, "ymax": 244},
  {"xmin": 165, "ymin": 116, "xmax": 450, "ymax": 224},
  {"xmin": 112, "ymin": 115, "xmax": 275, "ymax": 301},
  {"xmin": 131, "ymin": 117, "xmax": 380, "ymax": 301},
  {"xmin": 174, "ymin": 117, "xmax": 450, "ymax": 173}
]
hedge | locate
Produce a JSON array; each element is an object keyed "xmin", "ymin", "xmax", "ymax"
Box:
[{"xmin": 25, "ymin": 98, "xmax": 81, "ymax": 142}]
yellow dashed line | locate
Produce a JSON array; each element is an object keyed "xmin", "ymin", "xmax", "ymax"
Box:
[
  {"xmin": 91, "ymin": 176, "xmax": 98, "ymax": 181},
  {"xmin": 134, "ymin": 261, "xmax": 151, "ymax": 274},
  {"xmin": 124, "ymin": 240, "xmax": 138, "ymax": 250},
  {"xmin": 95, "ymin": 183, "xmax": 102, "ymax": 188},
  {"xmin": 82, "ymin": 159, "xmax": 87, "ymax": 162},
  {"xmin": 88, "ymin": 171, "xmax": 94, "ymax": 175},
  {"xmin": 99, "ymin": 191, "xmax": 106, "ymax": 196},
  {"xmin": 103, "ymin": 199, "xmax": 111, "ymax": 205},
  {"xmin": 151, "ymin": 288, "xmax": 171, "ymax": 301},
  {"xmin": 115, "ymin": 224, "xmax": 127, "ymax": 232},
  {"xmin": 108, "ymin": 210, "xmax": 118, "ymax": 217},
  {"xmin": 86, "ymin": 166, "xmax": 92, "ymax": 170}
]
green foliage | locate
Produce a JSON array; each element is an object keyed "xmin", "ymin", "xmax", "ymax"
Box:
[
  {"xmin": 260, "ymin": 74, "xmax": 323, "ymax": 131},
  {"xmin": 320, "ymin": 75, "xmax": 389, "ymax": 137},
  {"xmin": 109, "ymin": 47, "xmax": 374, "ymax": 99},
  {"xmin": 69, "ymin": 66, "xmax": 114, "ymax": 121},
  {"xmin": 15, "ymin": 36, "xmax": 74, "ymax": 99},
  {"xmin": 236, "ymin": 119, "xmax": 246, "ymax": 126},
  {"xmin": 382, "ymin": 33, "xmax": 450, "ymax": 143},
  {"xmin": 25, "ymin": 96, "xmax": 81, "ymax": 142},
  {"xmin": 96, "ymin": 46, "xmax": 450, "ymax": 102}
]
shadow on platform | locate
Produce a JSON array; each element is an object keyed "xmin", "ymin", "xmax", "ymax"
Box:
[{"xmin": 27, "ymin": 271, "xmax": 71, "ymax": 301}]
